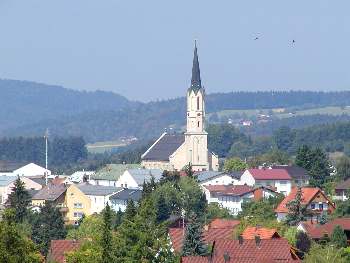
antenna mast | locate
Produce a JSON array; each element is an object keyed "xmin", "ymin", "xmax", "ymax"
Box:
[{"xmin": 44, "ymin": 128, "xmax": 49, "ymax": 185}]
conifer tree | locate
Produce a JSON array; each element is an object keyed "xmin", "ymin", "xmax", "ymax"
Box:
[
  {"xmin": 101, "ymin": 203, "xmax": 114, "ymax": 263},
  {"xmin": 156, "ymin": 194, "xmax": 170, "ymax": 223},
  {"xmin": 114, "ymin": 208, "xmax": 123, "ymax": 229},
  {"xmin": 330, "ymin": 225, "xmax": 348, "ymax": 248},
  {"xmin": 32, "ymin": 201, "xmax": 67, "ymax": 255},
  {"xmin": 8, "ymin": 177, "xmax": 31, "ymax": 223},
  {"xmin": 285, "ymin": 186, "xmax": 310, "ymax": 226},
  {"xmin": 124, "ymin": 199, "xmax": 137, "ymax": 221},
  {"xmin": 295, "ymin": 231, "xmax": 311, "ymax": 258},
  {"xmin": 182, "ymin": 212, "xmax": 207, "ymax": 256},
  {"xmin": 295, "ymin": 145, "xmax": 313, "ymax": 170}
]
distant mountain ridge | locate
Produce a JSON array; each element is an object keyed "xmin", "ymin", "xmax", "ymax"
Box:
[
  {"xmin": 0, "ymin": 79, "xmax": 136, "ymax": 132},
  {"xmin": 2, "ymin": 79, "xmax": 350, "ymax": 142}
]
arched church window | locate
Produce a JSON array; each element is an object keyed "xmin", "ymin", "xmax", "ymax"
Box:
[
  {"xmin": 197, "ymin": 121, "xmax": 200, "ymax": 127},
  {"xmin": 197, "ymin": 96, "xmax": 200, "ymax": 110}
]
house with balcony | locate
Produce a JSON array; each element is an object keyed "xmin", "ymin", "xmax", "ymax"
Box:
[
  {"xmin": 275, "ymin": 187, "xmax": 335, "ymax": 222},
  {"xmin": 240, "ymin": 168, "xmax": 292, "ymax": 196}
]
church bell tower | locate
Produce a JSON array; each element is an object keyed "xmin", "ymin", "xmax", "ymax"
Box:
[{"xmin": 184, "ymin": 41, "xmax": 209, "ymax": 171}]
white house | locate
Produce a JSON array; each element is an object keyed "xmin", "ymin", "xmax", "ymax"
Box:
[
  {"xmin": 116, "ymin": 169, "xmax": 163, "ymax": 189},
  {"xmin": 77, "ymin": 184, "xmax": 122, "ymax": 214},
  {"xmin": 109, "ymin": 188, "xmax": 142, "ymax": 212},
  {"xmin": 0, "ymin": 176, "xmax": 43, "ymax": 204},
  {"xmin": 13, "ymin": 163, "xmax": 51, "ymax": 177},
  {"xmin": 202, "ymin": 184, "xmax": 277, "ymax": 215},
  {"xmin": 89, "ymin": 164, "xmax": 141, "ymax": 187},
  {"xmin": 240, "ymin": 169, "xmax": 292, "ymax": 196},
  {"xmin": 334, "ymin": 178, "xmax": 350, "ymax": 201},
  {"xmin": 196, "ymin": 171, "xmax": 243, "ymax": 186}
]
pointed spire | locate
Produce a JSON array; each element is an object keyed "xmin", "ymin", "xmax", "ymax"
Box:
[{"xmin": 189, "ymin": 40, "xmax": 202, "ymax": 93}]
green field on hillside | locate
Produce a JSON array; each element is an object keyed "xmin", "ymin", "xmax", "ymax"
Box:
[{"xmin": 86, "ymin": 140, "xmax": 128, "ymax": 154}]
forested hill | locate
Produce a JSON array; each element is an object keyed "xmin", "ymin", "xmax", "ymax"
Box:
[
  {"xmin": 0, "ymin": 79, "xmax": 136, "ymax": 132},
  {"xmin": 3, "ymin": 78, "xmax": 350, "ymax": 142}
]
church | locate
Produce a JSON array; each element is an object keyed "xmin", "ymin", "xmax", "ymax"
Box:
[{"xmin": 141, "ymin": 43, "xmax": 219, "ymax": 171}]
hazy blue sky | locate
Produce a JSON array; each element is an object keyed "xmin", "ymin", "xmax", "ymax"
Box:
[{"xmin": 1, "ymin": 1, "xmax": 350, "ymax": 101}]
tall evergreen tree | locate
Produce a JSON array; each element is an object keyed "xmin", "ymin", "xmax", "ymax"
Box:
[
  {"xmin": 124, "ymin": 200, "xmax": 137, "ymax": 221},
  {"xmin": 182, "ymin": 213, "xmax": 207, "ymax": 256},
  {"xmin": 295, "ymin": 231, "xmax": 311, "ymax": 259},
  {"xmin": 295, "ymin": 145, "xmax": 313, "ymax": 170},
  {"xmin": 330, "ymin": 225, "xmax": 348, "ymax": 248},
  {"xmin": 114, "ymin": 208, "xmax": 123, "ymax": 230},
  {"xmin": 8, "ymin": 177, "xmax": 31, "ymax": 223},
  {"xmin": 156, "ymin": 194, "xmax": 170, "ymax": 223},
  {"xmin": 31, "ymin": 201, "xmax": 67, "ymax": 256},
  {"xmin": 101, "ymin": 203, "xmax": 114, "ymax": 263},
  {"xmin": 285, "ymin": 186, "xmax": 310, "ymax": 226},
  {"xmin": 309, "ymin": 148, "xmax": 330, "ymax": 187}
]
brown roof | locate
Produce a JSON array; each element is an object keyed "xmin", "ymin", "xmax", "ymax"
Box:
[
  {"xmin": 242, "ymin": 226, "xmax": 281, "ymax": 240},
  {"xmin": 48, "ymin": 240, "xmax": 81, "ymax": 263},
  {"xmin": 204, "ymin": 185, "xmax": 254, "ymax": 196},
  {"xmin": 32, "ymin": 183, "xmax": 66, "ymax": 201},
  {"xmin": 209, "ymin": 219, "xmax": 240, "ymax": 229},
  {"xmin": 181, "ymin": 256, "xmax": 208, "ymax": 263},
  {"xmin": 181, "ymin": 239, "xmax": 300, "ymax": 263},
  {"xmin": 305, "ymin": 218, "xmax": 350, "ymax": 239},
  {"xmin": 335, "ymin": 178, "xmax": 350, "ymax": 190},
  {"xmin": 169, "ymin": 227, "xmax": 234, "ymax": 253},
  {"xmin": 275, "ymin": 187, "xmax": 335, "ymax": 213}
]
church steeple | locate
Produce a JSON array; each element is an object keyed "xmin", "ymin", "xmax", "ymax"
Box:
[{"xmin": 189, "ymin": 41, "xmax": 202, "ymax": 93}]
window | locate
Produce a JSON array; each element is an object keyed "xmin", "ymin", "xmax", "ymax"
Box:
[
  {"xmin": 311, "ymin": 203, "xmax": 315, "ymax": 209},
  {"xmin": 319, "ymin": 203, "xmax": 323, "ymax": 211},
  {"xmin": 280, "ymin": 181, "xmax": 287, "ymax": 185},
  {"xmin": 74, "ymin": 212, "xmax": 84, "ymax": 218},
  {"xmin": 74, "ymin": 203, "xmax": 83, "ymax": 208},
  {"xmin": 197, "ymin": 121, "xmax": 200, "ymax": 127},
  {"xmin": 197, "ymin": 96, "xmax": 200, "ymax": 110}
]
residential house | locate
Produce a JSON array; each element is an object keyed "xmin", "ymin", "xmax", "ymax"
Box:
[
  {"xmin": 0, "ymin": 176, "xmax": 43, "ymax": 204},
  {"xmin": 65, "ymin": 183, "xmax": 121, "ymax": 224},
  {"xmin": 47, "ymin": 240, "xmax": 81, "ymax": 263},
  {"xmin": 271, "ymin": 165, "xmax": 309, "ymax": 186},
  {"xmin": 240, "ymin": 168, "xmax": 292, "ymax": 195},
  {"xmin": 169, "ymin": 218, "xmax": 240, "ymax": 253},
  {"xmin": 109, "ymin": 188, "xmax": 142, "ymax": 212},
  {"xmin": 116, "ymin": 168, "xmax": 163, "ymax": 189},
  {"xmin": 181, "ymin": 238, "xmax": 300, "ymax": 262},
  {"xmin": 241, "ymin": 226, "xmax": 281, "ymax": 240},
  {"xmin": 196, "ymin": 171, "xmax": 242, "ymax": 186},
  {"xmin": 31, "ymin": 183, "xmax": 67, "ymax": 208},
  {"xmin": 334, "ymin": 178, "xmax": 350, "ymax": 201},
  {"xmin": 12, "ymin": 163, "xmax": 51, "ymax": 177},
  {"xmin": 276, "ymin": 187, "xmax": 335, "ymax": 221},
  {"xmin": 297, "ymin": 218, "xmax": 350, "ymax": 243},
  {"xmin": 203, "ymin": 185, "xmax": 277, "ymax": 215},
  {"xmin": 89, "ymin": 164, "xmax": 141, "ymax": 186}
]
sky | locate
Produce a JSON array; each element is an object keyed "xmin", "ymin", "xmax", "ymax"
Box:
[{"xmin": 0, "ymin": 1, "xmax": 350, "ymax": 101}]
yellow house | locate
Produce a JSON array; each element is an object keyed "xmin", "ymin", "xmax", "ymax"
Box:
[{"xmin": 65, "ymin": 184, "xmax": 91, "ymax": 224}]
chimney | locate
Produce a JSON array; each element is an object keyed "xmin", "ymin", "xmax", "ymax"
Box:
[
  {"xmin": 238, "ymin": 235, "xmax": 243, "ymax": 245},
  {"xmin": 255, "ymin": 235, "xmax": 261, "ymax": 247}
]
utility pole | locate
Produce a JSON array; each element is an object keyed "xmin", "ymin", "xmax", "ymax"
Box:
[{"xmin": 44, "ymin": 128, "xmax": 49, "ymax": 186}]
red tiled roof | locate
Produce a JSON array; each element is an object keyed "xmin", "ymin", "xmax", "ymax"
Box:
[
  {"xmin": 248, "ymin": 169, "xmax": 291, "ymax": 180},
  {"xmin": 242, "ymin": 226, "xmax": 281, "ymax": 240},
  {"xmin": 209, "ymin": 219, "xmax": 240, "ymax": 229},
  {"xmin": 48, "ymin": 240, "xmax": 81, "ymax": 263},
  {"xmin": 204, "ymin": 185, "xmax": 253, "ymax": 196},
  {"xmin": 182, "ymin": 239, "xmax": 300, "ymax": 262},
  {"xmin": 212, "ymin": 239, "xmax": 298, "ymax": 262},
  {"xmin": 305, "ymin": 218, "xmax": 350, "ymax": 239},
  {"xmin": 275, "ymin": 187, "xmax": 334, "ymax": 213},
  {"xmin": 169, "ymin": 227, "xmax": 234, "ymax": 253}
]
